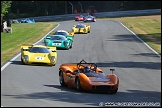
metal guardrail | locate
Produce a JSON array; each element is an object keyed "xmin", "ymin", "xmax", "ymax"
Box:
[
  {"xmin": 14, "ymin": 9, "xmax": 161, "ymax": 22},
  {"xmin": 95, "ymin": 9, "xmax": 161, "ymax": 18}
]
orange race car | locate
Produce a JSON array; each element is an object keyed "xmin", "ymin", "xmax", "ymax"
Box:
[{"xmin": 59, "ymin": 60, "xmax": 119, "ymax": 93}]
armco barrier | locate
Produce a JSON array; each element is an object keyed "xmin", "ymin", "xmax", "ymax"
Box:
[{"xmin": 13, "ymin": 9, "xmax": 161, "ymax": 22}]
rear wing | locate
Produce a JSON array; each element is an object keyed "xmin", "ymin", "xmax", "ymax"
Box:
[
  {"xmin": 21, "ymin": 45, "xmax": 32, "ymax": 51},
  {"xmin": 68, "ymin": 31, "xmax": 74, "ymax": 36},
  {"xmin": 46, "ymin": 46, "xmax": 57, "ymax": 52},
  {"xmin": 110, "ymin": 69, "xmax": 115, "ymax": 74},
  {"xmin": 49, "ymin": 31, "xmax": 56, "ymax": 35}
]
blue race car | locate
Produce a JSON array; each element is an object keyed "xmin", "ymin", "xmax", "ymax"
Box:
[
  {"xmin": 20, "ymin": 18, "xmax": 35, "ymax": 23},
  {"xmin": 44, "ymin": 35, "xmax": 73, "ymax": 50}
]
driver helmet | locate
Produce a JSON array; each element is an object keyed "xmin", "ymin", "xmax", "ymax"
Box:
[{"xmin": 84, "ymin": 66, "xmax": 91, "ymax": 72}]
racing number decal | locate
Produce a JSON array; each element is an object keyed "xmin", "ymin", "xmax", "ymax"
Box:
[
  {"xmin": 52, "ymin": 43, "xmax": 61, "ymax": 46},
  {"xmin": 35, "ymin": 56, "xmax": 44, "ymax": 60}
]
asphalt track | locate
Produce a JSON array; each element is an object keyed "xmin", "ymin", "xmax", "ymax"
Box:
[{"xmin": 1, "ymin": 20, "xmax": 161, "ymax": 107}]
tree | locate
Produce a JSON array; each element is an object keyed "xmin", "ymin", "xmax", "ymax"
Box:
[
  {"xmin": 1, "ymin": 1, "xmax": 12, "ymax": 20},
  {"xmin": 4, "ymin": 1, "xmax": 161, "ymax": 18}
]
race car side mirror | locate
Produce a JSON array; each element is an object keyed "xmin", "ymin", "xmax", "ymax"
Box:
[
  {"xmin": 66, "ymin": 73, "xmax": 71, "ymax": 76},
  {"xmin": 51, "ymin": 50, "xmax": 56, "ymax": 52}
]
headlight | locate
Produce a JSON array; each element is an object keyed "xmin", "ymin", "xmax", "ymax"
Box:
[
  {"xmin": 51, "ymin": 56, "xmax": 55, "ymax": 63},
  {"xmin": 24, "ymin": 55, "xmax": 29, "ymax": 63}
]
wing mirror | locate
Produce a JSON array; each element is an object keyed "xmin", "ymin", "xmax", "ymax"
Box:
[{"xmin": 66, "ymin": 73, "xmax": 71, "ymax": 76}]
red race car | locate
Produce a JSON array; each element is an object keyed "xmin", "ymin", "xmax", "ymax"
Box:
[
  {"xmin": 75, "ymin": 15, "xmax": 85, "ymax": 21},
  {"xmin": 59, "ymin": 60, "xmax": 119, "ymax": 93}
]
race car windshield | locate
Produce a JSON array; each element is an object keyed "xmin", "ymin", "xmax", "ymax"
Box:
[
  {"xmin": 84, "ymin": 71, "xmax": 106, "ymax": 77},
  {"xmin": 55, "ymin": 32, "xmax": 68, "ymax": 36},
  {"xmin": 51, "ymin": 36, "xmax": 67, "ymax": 40},
  {"xmin": 29, "ymin": 47, "xmax": 51, "ymax": 53},
  {"xmin": 79, "ymin": 15, "xmax": 84, "ymax": 17},
  {"xmin": 76, "ymin": 24, "xmax": 86, "ymax": 28},
  {"xmin": 86, "ymin": 15, "xmax": 94, "ymax": 18}
]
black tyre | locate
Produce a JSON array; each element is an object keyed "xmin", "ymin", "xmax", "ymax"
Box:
[
  {"xmin": 75, "ymin": 78, "xmax": 83, "ymax": 91},
  {"xmin": 70, "ymin": 42, "xmax": 73, "ymax": 49},
  {"xmin": 21, "ymin": 57, "xmax": 25, "ymax": 64},
  {"xmin": 111, "ymin": 88, "xmax": 118, "ymax": 94},
  {"xmin": 21, "ymin": 57, "xmax": 23, "ymax": 62},
  {"xmin": 59, "ymin": 71, "xmax": 67, "ymax": 87}
]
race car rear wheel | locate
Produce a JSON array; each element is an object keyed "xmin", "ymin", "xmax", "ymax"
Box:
[
  {"xmin": 111, "ymin": 88, "xmax": 118, "ymax": 94},
  {"xmin": 59, "ymin": 71, "xmax": 67, "ymax": 87},
  {"xmin": 75, "ymin": 78, "xmax": 83, "ymax": 91}
]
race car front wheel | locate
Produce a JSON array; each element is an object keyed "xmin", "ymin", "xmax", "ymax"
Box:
[
  {"xmin": 70, "ymin": 42, "xmax": 73, "ymax": 49},
  {"xmin": 75, "ymin": 78, "xmax": 83, "ymax": 91},
  {"xmin": 59, "ymin": 71, "xmax": 67, "ymax": 87},
  {"xmin": 84, "ymin": 29, "xmax": 88, "ymax": 34},
  {"xmin": 21, "ymin": 57, "xmax": 25, "ymax": 64}
]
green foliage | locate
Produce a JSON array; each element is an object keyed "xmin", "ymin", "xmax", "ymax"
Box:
[
  {"xmin": 1, "ymin": 1, "xmax": 12, "ymax": 17},
  {"xmin": 6, "ymin": 1, "xmax": 161, "ymax": 19}
]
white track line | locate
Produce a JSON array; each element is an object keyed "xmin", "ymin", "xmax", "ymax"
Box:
[
  {"xmin": 1, "ymin": 23, "xmax": 60, "ymax": 71},
  {"xmin": 118, "ymin": 21, "xmax": 161, "ymax": 58}
]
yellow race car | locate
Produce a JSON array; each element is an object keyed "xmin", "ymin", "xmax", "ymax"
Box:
[
  {"xmin": 72, "ymin": 24, "xmax": 90, "ymax": 34},
  {"xmin": 21, "ymin": 45, "xmax": 57, "ymax": 66}
]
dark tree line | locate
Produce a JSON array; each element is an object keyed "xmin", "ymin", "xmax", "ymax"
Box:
[{"xmin": 5, "ymin": 1, "xmax": 161, "ymax": 19}]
